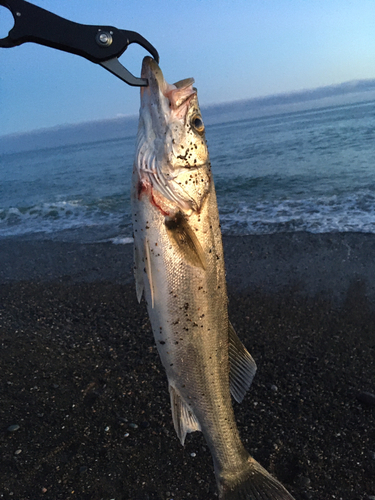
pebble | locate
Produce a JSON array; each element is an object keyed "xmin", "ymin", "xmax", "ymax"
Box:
[
  {"xmin": 271, "ymin": 384, "xmax": 278, "ymax": 392},
  {"xmin": 357, "ymin": 391, "xmax": 375, "ymax": 407},
  {"xmin": 124, "ymin": 432, "xmax": 129, "ymax": 437},
  {"xmin": 129, "ymin": 423, "xmax": 138, "ymax": 429},
  {"xmin": 14, "ymin": 449, "xmax": 22, "ymax": 455},
  {"xmin": 104, "ymin": 426, "xmax": 110, "ymax": 432},
  {"xmin": 298, "ymin": 476, "xmax": 311, "ymax": 487},
  {"xmin": 7, "ymin": 424, "xmax": 20, "ymax": 433},
  {"xmin": 190, "ymin": 452, "xmax": 196, "ymax": 457}
]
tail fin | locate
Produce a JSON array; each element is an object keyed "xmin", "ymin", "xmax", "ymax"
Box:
[{"xmin": 219, "ymin": 456, "xmax": 295, "ymax": 500}]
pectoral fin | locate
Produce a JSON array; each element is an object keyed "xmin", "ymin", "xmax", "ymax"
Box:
[
  {"xmin": 169, "ymin": 385, "xmax": 201, "ymax": 445},
  {"xmin": 229, "ymin": 321, "xmax": 257, "ymax": 403},
  {"xmin": 165, "ymin": 212, "xmax": 206, "ymax": 270}
]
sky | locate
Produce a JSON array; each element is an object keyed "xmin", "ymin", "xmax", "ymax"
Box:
[{"xmin": 0, "ymin": 0, "xmax": 375, "ymax": 136}]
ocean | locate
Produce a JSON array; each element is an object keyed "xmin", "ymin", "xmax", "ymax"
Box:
[{"xmin": 1, "ymin": 97, "xmax": 375, "ymax": 243}]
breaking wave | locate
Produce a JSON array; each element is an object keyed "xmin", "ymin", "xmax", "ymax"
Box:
[
  {"xmin": 219, "ymin": 189, "xmax": 375, "ymax": 235},
  {"xmin": 0, "ymin": 197, "xmax": 133, "ymax": 241}
]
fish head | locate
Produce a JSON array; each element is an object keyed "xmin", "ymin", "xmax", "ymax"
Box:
[{"xmin": 136, "ymin": 57, "xmax": 211, "ymax": 214}]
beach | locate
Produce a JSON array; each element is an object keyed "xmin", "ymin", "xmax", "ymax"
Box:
[{"xmin": 1, "ymin": 232, "xmax": 374, "ymax": 500}]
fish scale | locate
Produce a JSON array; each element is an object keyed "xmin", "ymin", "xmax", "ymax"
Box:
[{"xmin": 131, "ymin": 56, "xmax": 295, "ymax": 500}]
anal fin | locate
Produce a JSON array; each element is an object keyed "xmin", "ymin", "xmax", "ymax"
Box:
[
  {"xmin": 229, "ymin": 322, "xmax": 257, "ymax": 403},
  {"xmin": 169, "ymin": 385, "xmax": 201, "ymax": 445}
]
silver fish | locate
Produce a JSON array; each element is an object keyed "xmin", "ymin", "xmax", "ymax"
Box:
[{"xmin": 131, "ymin": 56, "xmax": 295, "ymax": 500}]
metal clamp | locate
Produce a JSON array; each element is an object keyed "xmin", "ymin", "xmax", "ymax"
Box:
[{"xmin": 0, "ymin": 0, "xmax": 159, "ymax": 86}]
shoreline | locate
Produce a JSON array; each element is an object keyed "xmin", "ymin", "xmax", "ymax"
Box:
[{"xmin": 1, "ymin": 231, "xmax": 375, "ymax": 304}]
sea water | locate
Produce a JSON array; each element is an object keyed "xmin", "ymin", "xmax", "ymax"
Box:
[{"xmin": 1, "ymin": 99, "xmax": 375, "ymax": 242}]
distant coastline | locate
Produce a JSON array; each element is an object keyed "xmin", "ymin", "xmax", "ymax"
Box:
[{"xmin": 1, "ymin": 78, "xmax": 375, "ymax": 154}]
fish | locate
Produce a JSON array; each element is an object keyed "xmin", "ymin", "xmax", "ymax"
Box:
[{"xmin": 131, "ymin": 56, "xmax": 295, "ymax": 500}]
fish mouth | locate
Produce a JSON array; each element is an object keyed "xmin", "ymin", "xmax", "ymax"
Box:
[
  {"xmin": 141, "ymin": 56, "xmax": 167, "ymax": 94},
  {"xmin": 141, "ymin": 57, "xmax": 196, "ymax": 112}
]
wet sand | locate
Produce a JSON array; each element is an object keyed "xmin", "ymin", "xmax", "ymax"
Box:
[{"xmin": 0, "ymin": 233, "xmax": 374, "ymax": 499}]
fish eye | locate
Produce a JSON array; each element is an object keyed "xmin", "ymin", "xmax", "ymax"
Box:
[{"xmin": 191, "ymin": 115, "xmax": 205, "ymax": 134}]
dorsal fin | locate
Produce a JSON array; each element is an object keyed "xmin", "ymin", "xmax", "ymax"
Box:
[
  {"xmin": 228, "ymin": 321, "xmax": 257, "ymax": 403},
  {"xmin": 169, "ymin": 385, "xmax": 201, "ymax": 445},
  {"xmin": 165, "ymin": 212, "xmax": 206, "ymax": 270}
]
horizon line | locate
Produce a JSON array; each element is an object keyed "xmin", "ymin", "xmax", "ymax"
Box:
[{"xmin": 2, "ymin": 77, "xmax": 375, "ymax": 140}]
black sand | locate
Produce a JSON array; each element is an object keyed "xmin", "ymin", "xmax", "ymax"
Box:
[{"xmin": 0, "ymin": 233, "xmax": 374, "ymax": 499}]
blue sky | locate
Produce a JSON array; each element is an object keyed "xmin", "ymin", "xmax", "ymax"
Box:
[{"xmin": 1, "ymin": 0, "xmax": 375, "ymax": 136}]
